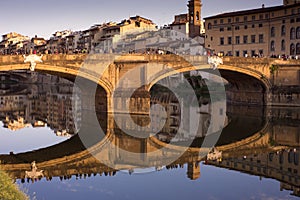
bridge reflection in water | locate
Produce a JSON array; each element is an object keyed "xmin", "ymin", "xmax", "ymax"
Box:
[{"xmin": 0, "ymin": 72, "xmax": 299, "ymax": 198}]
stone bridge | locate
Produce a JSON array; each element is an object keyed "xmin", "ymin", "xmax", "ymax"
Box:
[{"xmin": 1, "ymin": 54, "xmax": 300, "ymax": 111}]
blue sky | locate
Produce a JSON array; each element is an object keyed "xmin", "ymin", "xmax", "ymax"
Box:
[{"xmin": 0, "ymin": 0, "xmax": 281, "ymax": 39}]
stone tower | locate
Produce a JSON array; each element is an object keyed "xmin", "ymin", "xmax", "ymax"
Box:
[{"xmin": 188, "ymin": 0, "xmax": 202, "ymax": 38}]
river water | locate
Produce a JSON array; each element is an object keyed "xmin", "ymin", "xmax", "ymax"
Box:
[{"xmin": 0, "ymin": 72, "xmax": 299, "ymax": 200}]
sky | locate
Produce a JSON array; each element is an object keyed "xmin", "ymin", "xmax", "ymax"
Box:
[{"xmin": 0, "ymin": 0, "xmax": 282, "ymax": 39}]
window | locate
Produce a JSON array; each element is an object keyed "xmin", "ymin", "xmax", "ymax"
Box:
[
  {"xmin": 228, "ymin": 18, "xmax": 232, "ymax": 23},
  {"xmin": 281, "ymin": 40, "xmax": 286, "ymax": 51},
  {"xmin": 252, "ymin": 24, "xmax": 255, "ymax": 28},
  {"xmin": 196, "ymin": 11, "xmax": 200, "ymax": 20},
  {"xmin": 279, "ymin": 153, "xmax": 284, "ymax": 164},
  {"xmin": 251, "ymin": 35, "xmax": 256, "ymax": 43},
  {"xmin": 220, "ymin": 27, "xmax": 224, "ymax": 32},
  {"xmin": 227, "ymin": 51, "xmax": 232, "ymax": 56},
  {"xmin": 244, "ymin": 25, "xmax": 248, "ymax": 29},
  {"xmin": 228, "ymin": 36, "xmax": 232, "ymax": 45},
  {"xmin": 288, "ymin": 152, "xmax": 294, "ymax": 163},
  {"xmin": 295, "ymin": 153, "xmax": 299, "ymax": 165},
  {"xmin": 236, "ymin": 36, "xmax": 240, "ymax": 44},
  {"xmin": 208, "ymin": 23, "xmax": 212, "ymax": 30},
  {"xmin": 271, "ymin": 41, "xmax": 275, "ymax": 51},
  {"xmin": 227, "ymin": 26, "xmax": 232, "ymax": 31},
  {"xmin": 297, "ymin": 27, "xmax": 300, "ymax": 39},
  {"xmin": 259, "ymin": 49, "xmax": 263, "ymax": 56},
  {"xmin": 235, "ymin": 51, "xmax": 240, "ymax": 57},
  {"xmin": 243, "ymin": 35, "xmax": 248, "ymax": 44},
  {"xmin": 290, "ymin": 43, "xmax": 295, "ymax": 55},
  {"xmin": 220, "ymin": 19, "xmax": 224, "ymax": 24},
  {"xmin": 220, "ymin": 37, "xmax": 224, "ymax": 45},
  {"xmin": 265, "ymin": 13, "xmax": 269, "ymax": 19},
  {"xmin": 243, "ymin": 50, "xmax": 248, "ymax": 57},
  {"xmin": 259, "ymin": 24, "xmax": 263, "ymax": 28},
  {"xmin": 235, "ymin": 26, "xmax": 240, "ymax": 30},
  {"xmin": 281, "ymin": 25, "xmax": 286, "ymax": 36},
  {"xmin": 297, "ymin": 43, "xmax": 300, "ymax": 55},
  {"xmin": 252, "ymin": 15, "xmax": 256, "ymax": 21},
  {"xmin": 235, "ymin": 17, "xmax": 239, "ymax": 22},
  {"xmin": 211, "ymin": 37, "xmax": 213, "ymax": 41},
  {"xmin": 291, "ymin": 18, "xmax": 295, "ymax": 23},
  {"xmin": 251, "ymin": 50, "xmax": 256, "ymax": 57},
  {"xmin": 282, "ymin": 19, "xmax": 286, "ymax": 24},
  {"xmin": 291, "ymin": 28, "xmax": 296, "ymax": 39},
  {"xmin": 244, "ymin": 16, "xmax": 248, "ymax": 21},
  {"xmin": 214, "ymin": 20, "xmax": 217, "ymax": 25},
  {"xmin": 271, "ymin": 27, "xmax": 275, "ymax": 37},
  {"xmin": 259, "ymin": 14, "xmax": 263, "ymax": 20},
  {"xmin": 292, "ymin": 9, "xmax": 295, "ymax": 14}
]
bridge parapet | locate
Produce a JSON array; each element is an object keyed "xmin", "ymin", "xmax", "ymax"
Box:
[{"xmin": 223, "ymin": 56, "xmax": 300, "ymax": 67}]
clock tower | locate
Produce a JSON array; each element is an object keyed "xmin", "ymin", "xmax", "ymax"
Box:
[{"xmin": 188, "ymin": 0, "xmax": 202, "ymax": 38}]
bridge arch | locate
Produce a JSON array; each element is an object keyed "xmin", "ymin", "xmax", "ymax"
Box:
[
  {"xmin": 34, "ymin": 64, "xmax": 114, "ymax": 96},
  {"xmin": 147, "ymin": 63, "xmax": 272, "ymax": 106}
]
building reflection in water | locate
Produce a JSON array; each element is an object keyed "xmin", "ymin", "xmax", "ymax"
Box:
[
  {"xmin": 0, "ymin": 72, "xmax": 81, "ymax": 136},
  {"xmin": 0, "ymin": 72, "xmax": 299, "ymax": 198}
]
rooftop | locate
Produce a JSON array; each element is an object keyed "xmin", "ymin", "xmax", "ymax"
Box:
[{"xmin": 204, "ymin": 3, "xmax": 300, "ymax": 20}]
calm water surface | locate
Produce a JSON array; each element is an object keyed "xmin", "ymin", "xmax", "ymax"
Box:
[{"xmin": 0, "ymin": 72, "xmax": 299, "ymax": 200}]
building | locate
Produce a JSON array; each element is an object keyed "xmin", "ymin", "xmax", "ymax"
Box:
[
  {"xmin": 0, "ymin": 32, "xmax": 30, "ymax": 54},
  {"xmin": 170, "ymin": 14, "xmax": 190, "ymax": 40},
  {"xmin": 95, "ymin": 16, "xmax": 157, "ymax": 53},
  {"xmin": 204, "ymin": 0, "xmax": 300, "ymax": 57},
  {"xmin": 170, "ymin": 0, "xmax": 205, "ymax": 39},
  {"xmin": 31, "ymin": 36, "xmax": 47, "ymax": 53},
  {"xmin": 47, "ymin": 30, "xmax": 72, "ymax": 54},
  {"xmin": 66, "ymin": 31, "xmax": 81, "ymax": 53}
]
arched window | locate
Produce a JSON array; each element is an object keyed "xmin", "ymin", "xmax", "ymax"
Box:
[
  {"xmin": 296, "ymin": 43, "xmax": 300, "ymax": 55},
  {"xmin": 281, "ymin": 25, "xmax": 286, "ymax": 36},
  {"xmin": 207, "ymin": 23, "xmax": 212, "ymax": 30},
  {"xmin": 196, "ymin": 11, "xmax": 200, "ymax": 21},
  {"xmin": 281, "ymin": 40, "xmax": 285, "ymax": 51},
  {"xmin": 290, "ymin": 43, "xmax": 295, "ymax": 55},
  {"xmin": 291, "ymin": 27, "xmax": 296, "ymax": 39},
  {"xmin": 271, "ymin": 41, "xmax": 275, "ymax": 51},
  {"xmin": 271, "ymin": 27, "xmax": 275, "ymax": 37},
  {"xmin": 296, "ymin": 27, "xmax": 300, "ymax": 39}
]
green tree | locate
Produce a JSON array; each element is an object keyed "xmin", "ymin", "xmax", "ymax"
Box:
[{"xmin": 0, "ymin": 170, "xmax": 28, "ymax": 200}]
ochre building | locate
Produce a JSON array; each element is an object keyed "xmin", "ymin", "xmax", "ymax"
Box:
[{"xmin": 204, "ymin": 0, "xmax": 300, "ymax": 57}]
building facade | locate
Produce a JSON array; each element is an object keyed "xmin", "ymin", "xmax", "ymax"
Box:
[
  {"xmin": 0, "ymin": 32, "xmax": 30, "ymax": 54},
  {"xmin": 204, "ymin": 1, "xmax": 300, "ymax": 57}
]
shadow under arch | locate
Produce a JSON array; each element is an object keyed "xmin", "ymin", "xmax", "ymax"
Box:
[{"xmin": 147, "ymin": 63, "xmax": 272, "ymax": 106}]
